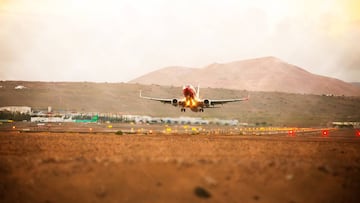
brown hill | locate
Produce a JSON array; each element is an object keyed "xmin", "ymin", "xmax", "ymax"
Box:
[
  {"xmin": 1, "ymin": 81, "xmax": 360, "ymax": 127},
  {"xmin": 352, "ymin": 82, "xmax": 360, "ymax": 88},
  {"xmin": 130, "ymin": 57, "xmax": 360, "ymax": 96}
]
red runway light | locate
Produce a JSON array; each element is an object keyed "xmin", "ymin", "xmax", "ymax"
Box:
[
  {"xmin": 322, "ymin": 130, "xmax": 329, "ymax": 137},
  {"xmin": 356, "ymin": 130, "xmax": 360, "ymax": 137},
  {"xmin": 288, "ymin": 130, "xmax": 295, "ymax": 137}
]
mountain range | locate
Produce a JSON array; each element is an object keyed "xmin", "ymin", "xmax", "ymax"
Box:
[{"xmin": 130, "ymin": 57, "xmax": 360, "ymax": 96}]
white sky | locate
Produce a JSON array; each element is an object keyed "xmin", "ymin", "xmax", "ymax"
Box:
[{"xmin": 0, "ymin": 0, "xmax": 359, "ymax": 82}]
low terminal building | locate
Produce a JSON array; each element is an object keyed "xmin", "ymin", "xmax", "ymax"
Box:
[
  {"xmin": 332, "ymin": 121, "xmax": 360, "ymax": 128},
  {"xmin": 27, "ymin": 110, "xmax": 241, "ymax": 126},
  {"xmin": 123, "ymin": 115, "xmax": 239, "ymax": 126},
  {"xmin": 30, "ymin": 116, "xmax": 73, "ymax": 123},
  {"xmin": 0, "ymin": 106, "xmax": 31, "ymax": 114}
]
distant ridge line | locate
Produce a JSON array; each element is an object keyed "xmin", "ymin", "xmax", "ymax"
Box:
[{"xmin": 129, "ymin": 57, "xmax": 360, "ymax": 96}]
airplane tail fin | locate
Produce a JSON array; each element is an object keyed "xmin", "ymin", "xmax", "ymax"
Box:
[{"xmin": 196, "ymin": 85, "xmax": 200, "ymax": 98}]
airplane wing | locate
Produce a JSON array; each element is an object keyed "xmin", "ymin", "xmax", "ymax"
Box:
[
  {"xmin": 205, "ymin": 96, "xmax": 249, "ymax": 106},
  {"xmin": 139, "ymin": 90, "xmax": 173, "ymax": 104}
]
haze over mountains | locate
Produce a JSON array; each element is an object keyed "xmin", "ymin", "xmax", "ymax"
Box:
[{"xmin": 130, "ymin": 57, "xmax": 360, "ymax": 96}]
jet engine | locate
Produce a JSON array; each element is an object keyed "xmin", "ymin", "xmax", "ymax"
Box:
[
  {"xmin": 172, "ymin": 99, "xmax": 178, "ymax": 106},
  {"xmin": 203, "ymin": 99, "xmax": 211, "ymax": 107}
]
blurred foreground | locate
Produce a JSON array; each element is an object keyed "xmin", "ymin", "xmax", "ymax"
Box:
[{"xmin": 1, "ymin": 128, "xmax": 360, "ymax": 203}]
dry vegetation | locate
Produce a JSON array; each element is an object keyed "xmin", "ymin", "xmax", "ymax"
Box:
[{"xmin": 1, "ymin": 81, "xmax": 360, "ymax": 127}]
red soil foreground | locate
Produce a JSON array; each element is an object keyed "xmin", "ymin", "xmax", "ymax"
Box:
[{"xmin": 1, "ymin": 130, "xmax": 360, "ymax": 203}]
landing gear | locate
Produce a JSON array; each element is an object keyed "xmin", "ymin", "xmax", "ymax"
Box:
[
  {"xmin": 199, "ymin": 108, "xmax": 204, "ymax": 112},
  {"xmin": 181, "ymin": 108, "xmax": 186, "ymax": 112}
]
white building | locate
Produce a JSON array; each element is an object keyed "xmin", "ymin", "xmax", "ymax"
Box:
[
  {"xmin": 30, "ymin": 116, "xmax": 73, "ymax": 123},
  {"xmin": 14, "ymin": 85, "xmax": 26, "ymax": 90},
  {"xmin": 0, "ymin": 106, "xmax": 31, "ymax": 114}
]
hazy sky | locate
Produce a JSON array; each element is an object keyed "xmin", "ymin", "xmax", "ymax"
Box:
[{"xmin": 1, "ymin": 0, "xmax": 359, "ymax": 82}]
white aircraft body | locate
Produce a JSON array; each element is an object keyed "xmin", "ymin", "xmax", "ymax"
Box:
[{"xmin": 140, "ymin": 85, "xmax": 249, "ymax": 112}]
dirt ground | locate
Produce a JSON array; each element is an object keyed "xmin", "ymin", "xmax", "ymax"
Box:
[{"xmin": 1, "ymin": 129, "xmax": 360, "ymax": 203}]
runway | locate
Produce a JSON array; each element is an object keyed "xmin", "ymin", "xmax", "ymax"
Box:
[{"xmin": 1, "ymin": 121, "xmax": 359, "ymax": 142}]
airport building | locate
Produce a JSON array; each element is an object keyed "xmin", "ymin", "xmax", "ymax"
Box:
[
  {"xmin": 0, "ymin": 106, "xmax": 31, "ymax": 114},
  {"xmin": 332, "ymin": 121, "xmax": 360, "ymax": 128},
  {"xmin": 0, "ymin": 105, "xmax": 241, "ymax": 126}
]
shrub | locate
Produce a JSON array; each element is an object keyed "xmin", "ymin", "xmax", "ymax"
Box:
[{"xmin": 115, "ymin": 130, "xmax": 123, "ymax": 135}]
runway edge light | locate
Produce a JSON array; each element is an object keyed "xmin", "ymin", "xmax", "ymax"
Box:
[
  {"xmin": 288, "ymin": 129, "xmax": 295, "ymax": 137},
  {"xmin": 322, "ymin": 130, "xmax": 329, "ymax": 137}
]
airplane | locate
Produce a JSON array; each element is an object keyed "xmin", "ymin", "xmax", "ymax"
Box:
[{"xmin": 139, "ymin": 85, "xmax": 249, "ymax": 112}]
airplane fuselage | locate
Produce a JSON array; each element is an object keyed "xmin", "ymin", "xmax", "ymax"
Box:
[
  {"xmin": 183, "ymin": 85, "xmax": 196, "ymax": 98},
  {"xmin": 181, "ymin": 85, "xmax": 202, "ymax": 112}
]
